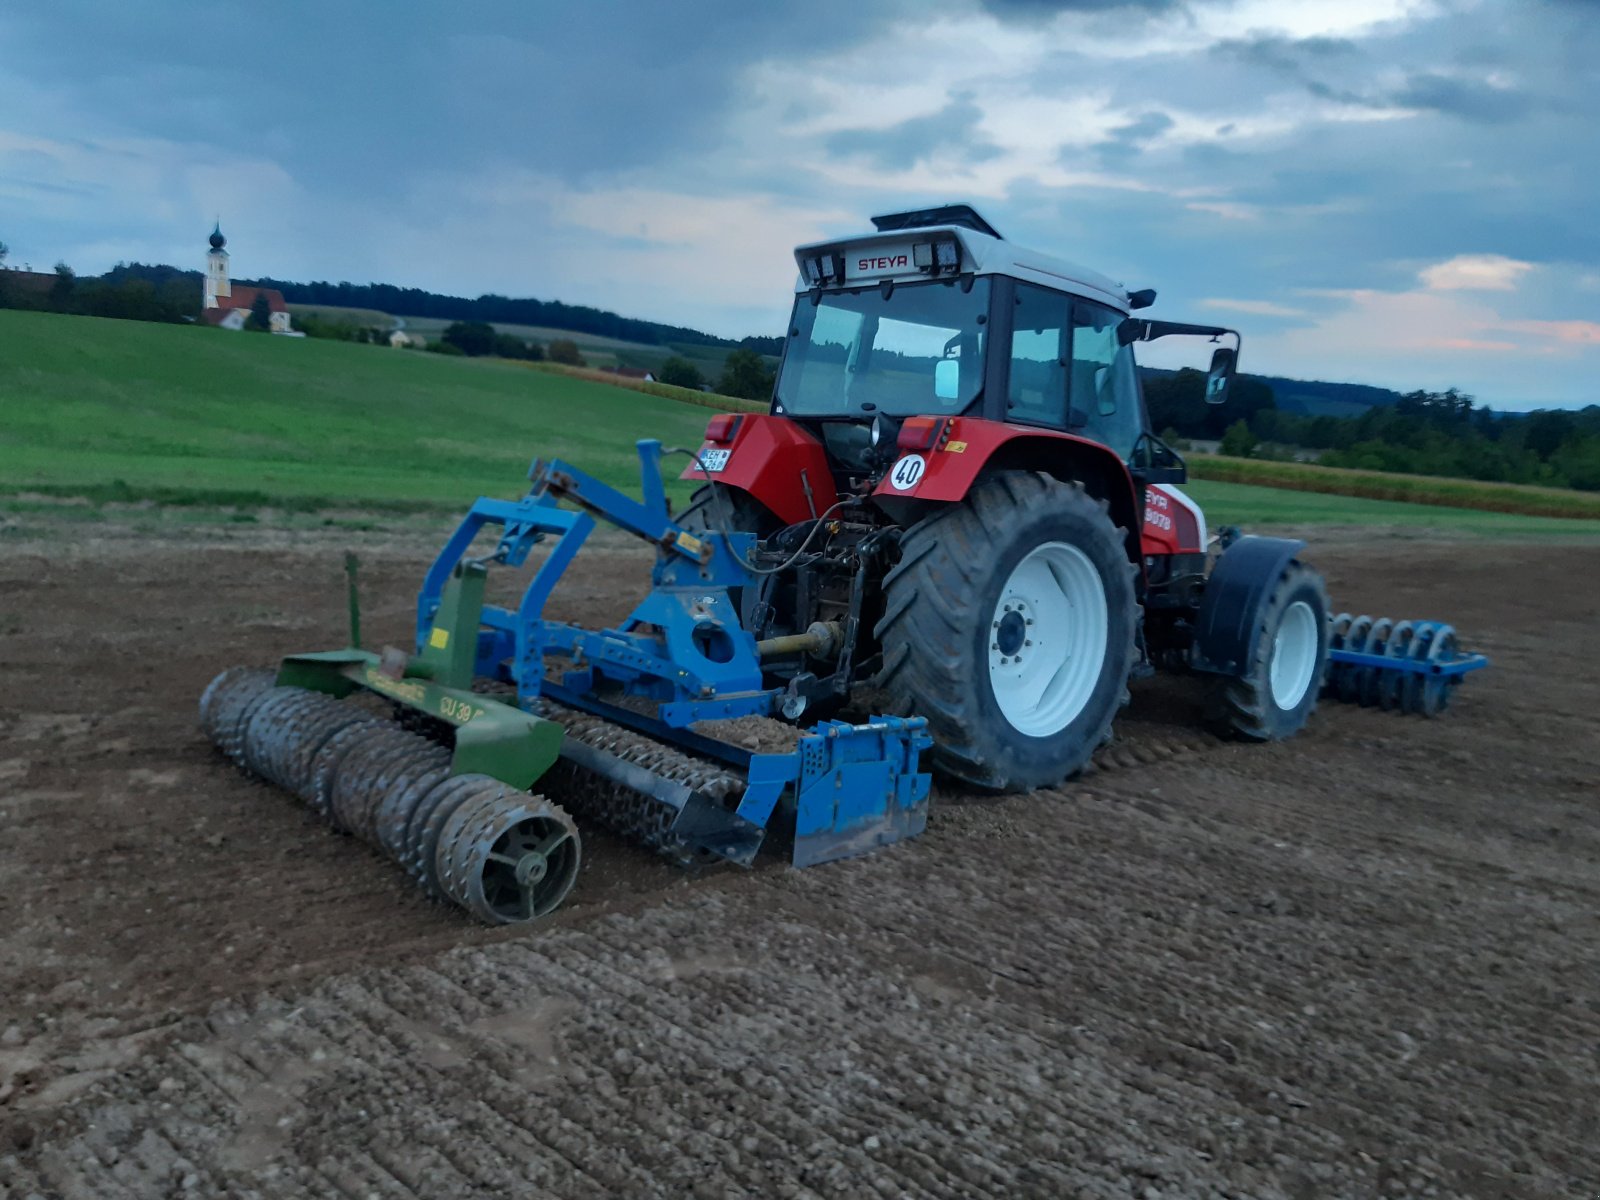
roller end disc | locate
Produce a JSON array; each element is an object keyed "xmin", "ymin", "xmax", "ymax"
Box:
[
  {"xmin": 435, "ymin": 784, "xmax": 581, "ymax": 924},
  {"xmin": 199, "ymin": 667, "xmax": 277, "ymax": 765}
]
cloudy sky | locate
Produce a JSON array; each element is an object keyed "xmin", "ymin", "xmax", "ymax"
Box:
[{"xmin": 2, "ymin": 0, "xmax": 1595, "ymax": 408}]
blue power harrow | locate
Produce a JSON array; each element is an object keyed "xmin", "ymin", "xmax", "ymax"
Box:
[
  {"xmin": 1325, "ymin": 614, "xmax": 1488, "ymax": 716},
  {"xmin": 419, "ymin": 438, "xmax": 932, "ymax": 868},
  {"xmin": 200, "ymin": 439, "xmax": 931, "ymax": 924}
]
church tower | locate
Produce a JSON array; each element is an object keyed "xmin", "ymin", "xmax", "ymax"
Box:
[{"xmin": 204, "ymin": 221, "xmax": 230, "ymax": 309}]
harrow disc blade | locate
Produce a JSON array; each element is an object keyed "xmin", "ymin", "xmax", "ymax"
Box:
[
  {"xmin": 1335, "ymin": 616, "xmax": 1373, "ymax": 704},
  {"xmin": 1376, "ymin": 621, "xmax": 1414, "ymax": 713},
  {"xmin": 1323, "ymin": 615, "xmax": 1482, "ymax": 717},
  {"xmin": 1418, "ymin": 625, "xmax": 1461, "ymax": 717}
]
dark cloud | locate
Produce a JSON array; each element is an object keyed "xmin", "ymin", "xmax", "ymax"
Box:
[
  {"xmin": 826, "ymin": 97, "xmax": 1001, "ymax": 170},
  {"xmin": 985, "ymin": 0, "xmax": 1173, "ymax": 8},
  {"xmin": 1214, "ymin": 34, "xmax": 1358, "ymax": 73},
  {"xmin": 0, "ymin": 0, "xmax": 908, "ymax": 195},
  {"xmin": 980, "ymin": 0, "xmax": 1181, "ymax": 18},
  {"xmin": 1093, "ymin": 110, "xmax": 1174, "ymax": 162},
  {"xmin": 1389, "ymin": 72, "xmax": 1535, "ymax": 123},
  {"xmin": 1217, "ymin": 31, "xmax": 1539, "ymax": 124}
]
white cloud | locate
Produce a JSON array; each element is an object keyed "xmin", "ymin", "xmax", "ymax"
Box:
[
  {"xmin": 1419, "ymin": 253, "xmax": 1535, "ymax": 291},
  {"xmin": 1242, "ymin": 277, "xmax": 1600, "ymax": 407}
]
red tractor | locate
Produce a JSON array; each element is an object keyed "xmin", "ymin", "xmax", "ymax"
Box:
[
  {"xmin": 678, "ymin": 204, "xmax": 1330, "ymax": 791},
  {"xmin": 198, "ymin": 204, "xmax": 1480, "ymax": 923}
]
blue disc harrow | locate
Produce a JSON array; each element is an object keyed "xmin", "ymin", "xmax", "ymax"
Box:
[{"xmin": 1324, "ymin": 614, "xmax": 1488, "ymax": 717}]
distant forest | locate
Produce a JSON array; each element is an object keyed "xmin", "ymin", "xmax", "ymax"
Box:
[{"xmin": 98, "ymin": 263, "xmax": 787, "ymax": 355}]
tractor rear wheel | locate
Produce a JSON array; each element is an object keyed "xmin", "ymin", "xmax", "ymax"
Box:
[
  {"xmin": 676, "ymin": 484, "xmax": 777, "ymax": 537},
  {"xmin": 1204, "ymin": 561, "xmax": 1329, "ymax": 740},
  {"xmin": 876, "ymin": 471, "xmax": 1137, "ymax": 791}
]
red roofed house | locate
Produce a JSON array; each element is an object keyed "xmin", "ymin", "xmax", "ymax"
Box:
[{"xmin": 201, "ymin": 223, "xmax": 294, "ymax": 334}]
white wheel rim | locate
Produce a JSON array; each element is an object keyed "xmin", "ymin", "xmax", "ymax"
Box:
[
  {"xmin": 1269, "ymin": 600, "xmax": 1319, "ymax": 710},
  {"xmin": 987, "ymin": 541, "xmax": 1108, "ymax": 738}
]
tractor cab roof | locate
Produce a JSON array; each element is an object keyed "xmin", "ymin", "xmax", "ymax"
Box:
[{"xmin": 793, "ymin": 205, "xmax": 1135, "ymax": 315}]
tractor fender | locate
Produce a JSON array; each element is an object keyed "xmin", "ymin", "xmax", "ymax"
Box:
[
  {"xmin": 1191, "ymin": 535, "xmax": 1306, "ymax": 676},
  {"xmin": 871, "ymin": 418, "xmax": 1142, "ymax": 562},
  {"xmin": 681, "ymin": 413, "xmax": 834, "ymax": 527}
]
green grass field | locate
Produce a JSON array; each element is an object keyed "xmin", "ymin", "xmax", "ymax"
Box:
[
  {"xmin": 1, "ymin": 309, "xmax": 714, "ymax": 510},
  {"xmin": 5, "ymin": 309, "xmax": 1599, "ymax": 538}
]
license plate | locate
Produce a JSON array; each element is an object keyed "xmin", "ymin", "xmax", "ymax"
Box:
[{"xmin": 699, "ymin": 448, "xmax": 732, "ymax": 473}]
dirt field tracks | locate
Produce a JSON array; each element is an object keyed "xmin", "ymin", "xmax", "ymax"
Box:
[{"xmin": 2, "ymin": 522, "xmax": 1597, "ymax": 1198}]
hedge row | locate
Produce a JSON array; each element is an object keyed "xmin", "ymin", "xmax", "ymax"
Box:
[{"xmin": 1191, "ymin": 455, "xmax": 1600, "ymax": 520}]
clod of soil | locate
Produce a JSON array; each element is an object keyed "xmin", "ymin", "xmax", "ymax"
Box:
[{"xmin": 691, "ymin": 714, "xmax": 805, "ymax": 753}]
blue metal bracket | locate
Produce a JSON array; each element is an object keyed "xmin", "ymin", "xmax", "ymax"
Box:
[
  {"xmin": 1327, "ymin": 648, "xmax": 1488, "ymax": 677},
  {"xmin": 789, "ymin": 716, "xmax": 933, "ymax": 868}
]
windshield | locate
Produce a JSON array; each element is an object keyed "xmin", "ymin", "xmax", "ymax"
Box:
[{"xmin": 776, "ymin": 278, "xmax": 990, "ymax": 417}]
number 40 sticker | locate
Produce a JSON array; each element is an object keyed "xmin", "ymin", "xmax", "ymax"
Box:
[{"xmin": 889, "ymin": 454, "xmax": 926, "ymax": 491}]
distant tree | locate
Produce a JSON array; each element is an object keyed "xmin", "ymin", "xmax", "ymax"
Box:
[
  {"xmin": 492, "ymin": 331, "xmax": 542, "ymax": 360},
  {"xmin": 248, "ymin": 291, "xmax": 273, "ymax": 331},
  {"xmin": 547, "ymin": 338, "xmax": 585, "ymax": 366},
  {"xmin": 547, "ymin": 339, "xmax": 585, "ymax": 366},
  {"xmin": 0, "ymin": 240, "xmax": 8, "ymax": 267},
  {"xmin": 426, "ymin": 339, "xmax": 466, "ymax": 356},
  {"xmin": 738, "ymin": 333, "xmax": 785, "ymax": 356},
  {"xmin": 658, "ymin": 355, "xmax": 704, "ymax": 390},
  {"xmin": 1219, "ymin": 418, "xmax": 1258, "ymax": 459},
  {"xmin": 51, "ymin": 261, "xmax": 75, "ymax": 308},
  {"xmin": 442, "ymin": 320, "xmax": 496, "ymax": 356},
  {"xmin": 1524, "ymin": 409, "xmax": 1578, "ymax": 462},
  {"xmin": 717, "ymin": 348, "xmax": 775, "ymax": 401}
]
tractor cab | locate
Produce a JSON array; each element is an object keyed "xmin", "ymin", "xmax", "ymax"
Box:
[{"xmin": 774, "ymin": 204, "xmax": 1237, "ymax": 486}]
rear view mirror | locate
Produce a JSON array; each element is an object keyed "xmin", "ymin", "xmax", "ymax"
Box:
[
  {"xmin": 1205, "ymin": 346, "xmax": 1235, "ymax": 405},
  {"xmin": 934, "ymin": 357, "xmax": 959, "ymax": 400}
]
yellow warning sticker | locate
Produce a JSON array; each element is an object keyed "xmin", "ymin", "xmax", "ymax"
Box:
[
  {"xmin": 947, "ymin": 440, "xmax": 968, "ymax": 453},
  {"xmin": 428, "ymin": 627, "xmax": 450, "ymax": 649},
  {"xmin": 676, "ymin": 531, "xmax": 706, "ymax": 557}
]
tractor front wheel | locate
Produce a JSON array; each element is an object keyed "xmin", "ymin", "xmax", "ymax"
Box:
[
  {"xmin": 876, "ymin": 471, "xmax": 1137, "ymax": 791},
  {"xmin": 1204, "ymin": 561, "xmax": 1330, "ymax": 740}
]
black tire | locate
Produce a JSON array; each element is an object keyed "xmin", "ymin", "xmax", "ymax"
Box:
[
  {"xmin": 676, "ymin": 485, "xmax": 776, "ymax": 537},
  {"xmin": 1204, "ymin": 561, "xmax": 1330, "ymax": 740},
  {"xmin": 874, "ymin": 471, "xmax": 1137, "ymax": 791}
]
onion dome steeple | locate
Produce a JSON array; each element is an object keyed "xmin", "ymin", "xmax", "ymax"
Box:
[{"xmin": 209, "ymin": 221, "xmax": 226, "ymax": 251}]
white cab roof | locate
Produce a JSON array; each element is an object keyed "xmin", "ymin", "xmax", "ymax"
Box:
[{"xmin": 793, "ymin": 223, "xmax": 1131, "ymax": 315}]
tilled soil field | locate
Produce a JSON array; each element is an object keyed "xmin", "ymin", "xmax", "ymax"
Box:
[{"xmin": 1, "ymin": 519, "xmax": 1597, "ymax": 1199}]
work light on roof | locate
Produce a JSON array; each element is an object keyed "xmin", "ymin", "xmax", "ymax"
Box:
[
  {"xmin": 911, "ymin": 236, "xmax": 961, "ymax": 276},
  {"xmin": 804, "ymin": 251, "xmax": 844, "ymax": 287}
]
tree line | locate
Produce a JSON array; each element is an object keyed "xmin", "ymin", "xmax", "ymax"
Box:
[
  {"xmin": 0, "ymin": 256, "xmax": 199, "ymax": 324},
  {"xmin": 1148, "ymin": 367, "xmax": 1600, "ymax": 492}
]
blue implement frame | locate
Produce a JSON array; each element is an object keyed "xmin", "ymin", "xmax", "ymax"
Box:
[{"xmin": 411, "ymin": 439, "xmax": 932, "ymax": 869}]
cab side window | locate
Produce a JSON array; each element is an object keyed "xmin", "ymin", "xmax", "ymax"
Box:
[
  {"xmin": 1007, "ymin": 283, "xmax": 1070, "ymax": 426},
  {"xmin": 1070, "ymin": 301, "xmax": 1144, "ymax": 460}
]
